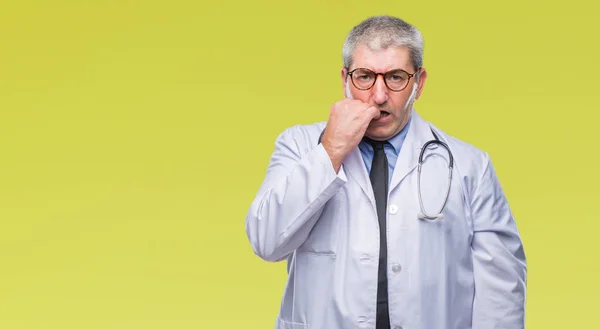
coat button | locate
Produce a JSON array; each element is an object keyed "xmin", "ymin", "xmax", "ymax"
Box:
[
  {"xmin": 392, "ymin": 264, "xmax": 402, "ymax": 273},
  {"xmin": 389, "ymin": 204, "xmax": 398, "ymax": 214}
]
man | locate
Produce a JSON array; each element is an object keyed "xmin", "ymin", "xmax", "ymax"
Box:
[{"xmin": 245, "ymin": 15, "xmax": 527, "ymax": 329}]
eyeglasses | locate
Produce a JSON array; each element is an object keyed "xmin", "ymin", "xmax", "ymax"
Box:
[{"xmin": 347, "ymin": 67, "xmax": 420, "ymax": 92}]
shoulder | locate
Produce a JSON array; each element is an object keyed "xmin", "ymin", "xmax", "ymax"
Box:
[
  {"xmin": 429, "ymin": 122, "xmax": 490, "ymax": 170},
  {"xmin": 272, "ymin": 121, "xmax": 327, "ymax": 154},
  {"xmin": 275, "ymin": 121, "xmax": 327, "ymax": 143},
  {"xmin": 426, "ymin": 121, "xmax": 494, "ymax": 198}
]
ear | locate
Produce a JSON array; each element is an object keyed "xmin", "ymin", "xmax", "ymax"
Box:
[
  {"xmin": 415, "ymin": 68, "xmax": 428, "ymax": 100},
  {"xmin": 340, "ymin": 67, "xmax": 348, "ymax": 89}
]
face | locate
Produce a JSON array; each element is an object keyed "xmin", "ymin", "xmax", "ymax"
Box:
[{"xmin": 341, "ymin": 45, "xmax": 427, "ymax": 141}]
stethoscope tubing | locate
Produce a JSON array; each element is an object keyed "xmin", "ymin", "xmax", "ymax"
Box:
[{"xmin": 417, "ymin": 138, "xmax": 454, "ymax": 220}]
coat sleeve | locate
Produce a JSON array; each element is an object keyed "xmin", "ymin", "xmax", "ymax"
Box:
[
  {"xmin": 470, "ymin": 153, "xmax": 527, "ymax": 328},
  {"xmin": 245, "ymin": 125, "xmax": 348, "ymax": 262}
]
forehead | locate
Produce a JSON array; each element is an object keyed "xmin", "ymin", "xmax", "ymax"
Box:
[{"xmin": 351, "ymin": 44, "xmax": 412, "ymax": 72}]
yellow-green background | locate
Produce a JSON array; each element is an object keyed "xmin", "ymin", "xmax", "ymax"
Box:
[{"xmin": 1, "ymin": 0, "xmax": 598, "ymax": 328}]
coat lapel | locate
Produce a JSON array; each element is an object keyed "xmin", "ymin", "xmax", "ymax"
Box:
[
  {"xmin": 388, "ymin": 111, "xmax": 434, "ymax": 195},
  {"xmin": 341, "ymin": 146, "xmax": 375, "ymax": 207}
]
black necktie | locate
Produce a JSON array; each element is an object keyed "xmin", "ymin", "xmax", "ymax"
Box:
[{"xmin": 364, "ymin": 138, "xmax": 391, "ymax": 329}]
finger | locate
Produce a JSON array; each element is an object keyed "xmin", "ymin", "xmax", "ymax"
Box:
[{"xmin": 367, "ymin": 106, "xmax": 381, "ymax": 119}]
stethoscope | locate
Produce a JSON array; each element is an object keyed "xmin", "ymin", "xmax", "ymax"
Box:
[
  {"xmin": 317, "ymin": 126, "xmax": 454, "ymax": 221},
  {"xmin": 417, "ymin": 128, "xmax": 454, "ymax": 220}
]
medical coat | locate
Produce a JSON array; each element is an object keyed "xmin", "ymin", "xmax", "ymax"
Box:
[{"xmin": 245, "ymin": 111, "xmax": 527, "ymax": 329}]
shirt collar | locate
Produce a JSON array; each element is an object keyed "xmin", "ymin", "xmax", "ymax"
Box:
[{"xmin": 386, "ymin": 115, "xmax": 412, "ymax": 154}]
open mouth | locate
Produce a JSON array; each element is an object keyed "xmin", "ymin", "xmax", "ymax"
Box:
[{"xmin": 379, "ymin": 111, "xmax": 390, "ymax": 118}]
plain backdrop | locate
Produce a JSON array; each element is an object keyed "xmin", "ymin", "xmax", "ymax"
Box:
[{"xmin": 1, "ymin": 0, "xmax": 599, "ymax": 328}]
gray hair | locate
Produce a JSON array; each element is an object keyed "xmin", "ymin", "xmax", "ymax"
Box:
[{"xmin": 342, "ymin": 15, "xmax": 424, "ymax": 72}]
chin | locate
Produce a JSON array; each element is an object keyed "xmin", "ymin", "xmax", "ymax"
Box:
[{"xmin": 366, "ymin": 124, "xmax": 398, "ymax": 141}]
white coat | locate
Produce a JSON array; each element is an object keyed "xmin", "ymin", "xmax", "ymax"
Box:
[{"xmin": 245, "ymin": 110, "xmax": 527, "ymax": 329}]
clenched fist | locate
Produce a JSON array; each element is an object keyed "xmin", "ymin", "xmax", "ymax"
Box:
[{"xmin": 321, "ymin": 99, "xmax": 381, "ymax": 173}]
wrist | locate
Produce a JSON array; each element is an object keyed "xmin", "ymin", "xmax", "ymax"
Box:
[{"xmin": 321, "ymin": 140, "xmax": 345, "ymax": 173}]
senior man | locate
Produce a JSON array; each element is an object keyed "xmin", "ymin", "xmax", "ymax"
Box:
[{"xmin": 245, "ymin": 15, "xmax": 527, "ymax": 329}]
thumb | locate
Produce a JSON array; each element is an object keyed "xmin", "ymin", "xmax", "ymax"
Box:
[
  {"xmin": 367, "ymin": 105, "xmax": 381, "ymax": 120},
  {"xmin": 366, "ymin": 99, "xmax": 381, "ymax": 117}
]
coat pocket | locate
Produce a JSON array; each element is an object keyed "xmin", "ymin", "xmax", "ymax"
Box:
[{"xmin": 275, "ymin": 317, "xmax": 309, "ymax": 329}]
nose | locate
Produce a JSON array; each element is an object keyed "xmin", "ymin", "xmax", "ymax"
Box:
[{"xmin": 371, "ymin": 74, "xmax": 389, "ymax": 105}]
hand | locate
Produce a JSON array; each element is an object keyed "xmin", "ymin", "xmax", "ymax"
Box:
[{"xmin": 321, "ymin": 99, "xmax": 380, "ymax": 173}]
